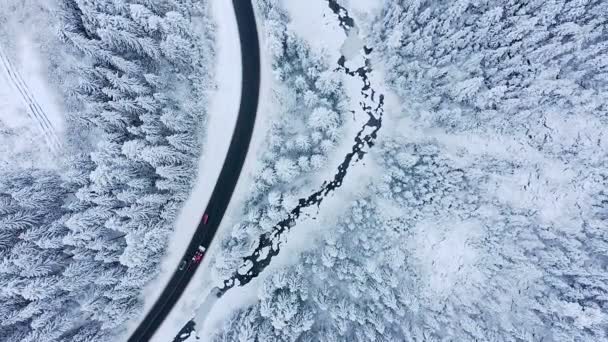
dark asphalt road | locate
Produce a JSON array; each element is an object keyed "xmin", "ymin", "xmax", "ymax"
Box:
[{"xmin": 127, "ymin": 1, "xmax": 260, "ymax": 341}]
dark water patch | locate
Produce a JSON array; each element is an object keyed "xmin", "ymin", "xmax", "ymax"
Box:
[
  {"xmin": 172, "ymin": 320, "xmax": 197, "ymax": 342},
  {"xmin": 328, "ymin": 0, "xmax": 355, "ymax": 30}
]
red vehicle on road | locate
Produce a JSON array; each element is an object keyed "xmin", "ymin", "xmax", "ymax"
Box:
[
  {"xmin": 203, "ymin": 213, "xmax": 209, "ymax": 224},
  {"xmin": 192, "ymin": 245, "xmax": 207, "ymax": 264}
]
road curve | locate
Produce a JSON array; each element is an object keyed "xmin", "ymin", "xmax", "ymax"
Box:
[{"xmin": 127, "ymin": 0, "xmax": 260, "ymax": 341}]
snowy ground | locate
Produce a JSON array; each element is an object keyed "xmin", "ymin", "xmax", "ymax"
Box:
[
  {"xmin": 7, "ymin": 36, "xmax": 64, "ymax": 133},
  {"xmin": 0, "ymin": 0, "xmax": 65, "ymax": 158},
  {"xmin": 343, "ymin": 0, "xmax": 383, "ymax": 33},
  {"xmin": 0, "ymin": 35, "xmax": 64, "ymax": 166},
  {"xmin": 283, "ymin": 0, "xmax": 343, "ymax": 61}
]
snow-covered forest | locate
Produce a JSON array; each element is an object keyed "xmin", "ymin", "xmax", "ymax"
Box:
[
  {"xmin": 0, "ymin": 0, "xmax": 214, "ymax": 340},
  {"xmin": 209, "ymin": 0, "xmax": 608, "ymax": 341},
  {"xmin": 2, "ymin": 0, "xmax": 608, "ymax": 341}
]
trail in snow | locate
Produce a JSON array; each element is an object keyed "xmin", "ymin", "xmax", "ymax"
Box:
[
  {"xmin": 170, "ymin": 2, "xmax": 386, "ymax": 339},
  {"xmin": 0, "ymin": 44, "xmax": 61, "ymax": 152}
]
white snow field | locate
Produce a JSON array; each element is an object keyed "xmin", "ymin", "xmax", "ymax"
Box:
[
  {"xmin": 0, "ymin": 37, "xmax": 64, "ymax": 162},
  {"xmin": 0, "ymin": 0, "xmax": 65, "ymax": 155}
]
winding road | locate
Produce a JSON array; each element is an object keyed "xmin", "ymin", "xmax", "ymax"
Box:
[{"xmin": 126, "ymin": 0, "xmax": 260, "ymax": 340}]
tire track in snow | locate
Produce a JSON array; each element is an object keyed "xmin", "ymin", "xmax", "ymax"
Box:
[
  {"xmin": 1, "ymin": 52, "xmax": 62, "ymax": 151},
  {"xmin": 0, "ymin": 44, "xmax": 62, "ymax": 152}
]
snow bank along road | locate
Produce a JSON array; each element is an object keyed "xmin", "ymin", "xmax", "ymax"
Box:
[
  {"xmin": 0, "ymin": 44, "xmax": 62, "ymax": 152},
  {"xmin": 127, "ymin": 0, "xmax": 260, "ymax": 341}
]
